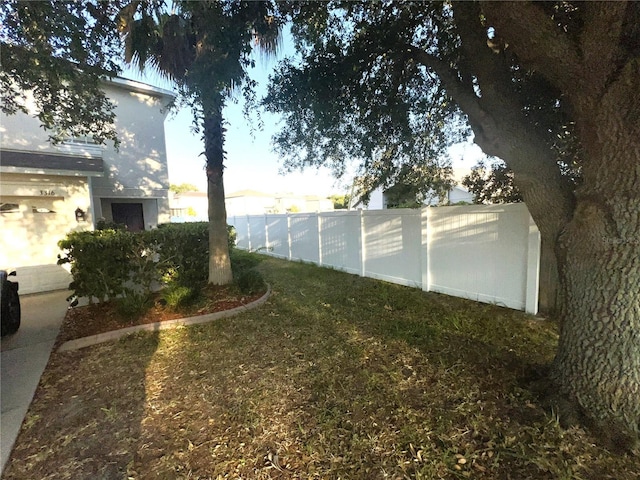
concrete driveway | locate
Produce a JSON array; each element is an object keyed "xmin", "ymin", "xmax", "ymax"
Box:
[{"xmin": 1, "ymin": 290, "xmax": 68, "ymax": 475}]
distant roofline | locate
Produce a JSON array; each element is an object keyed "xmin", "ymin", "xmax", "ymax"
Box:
[
  {"xmin": 225, "ymin": 190, "xmax": 331, "ymax": 200},
  {"xmin": 174, "ymin": 191, "xmax": 207, "ymax": 198},
  {"xmin": 226, "ymin": 190, "xmax": 273, "ymax": 198}
]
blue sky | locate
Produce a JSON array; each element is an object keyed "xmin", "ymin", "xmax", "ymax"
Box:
[
  {"xmin": 123, "ymin": 29, "xmax": 485, "ymax": 196},
  {"xmin": 163, "ymin": 53, "xmax": 346, "ymax": 195}
]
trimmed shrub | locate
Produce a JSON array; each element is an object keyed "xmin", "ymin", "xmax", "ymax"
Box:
[
  {"xmin": 235, "ymin": 268, "xmax": 267, "ymax": 295},
  {"xmin": 116, "ymin": 290, "xmax": 153, "ymax": 319},
  {"xmin": 149, "ymin": 223, "xmax": 209, "ymax": 287},
  {"xmin": 230, "ymin": 248, "xmax": 263, "ymax": 274},
  {"xmin": 231, "ymin": 249, "xmax": 266, "ymax": 294},
  {"xmin": 58, "ymin": 223, "xmax": 237, "ymax": 302},
  {"xmin": 161, "ymin": 284, "xmax": 199, "ymax": 309},
  {"xmin": 57, "ymin": 229, "xmax": 159, "ymax": 303}
]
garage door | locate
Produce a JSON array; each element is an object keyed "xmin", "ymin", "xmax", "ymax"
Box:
[{"xmin": 0, "ymin": 196, "xmax": 73, "ymax": 294}]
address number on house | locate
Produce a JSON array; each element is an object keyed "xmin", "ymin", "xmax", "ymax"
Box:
[{"xmin": 40, "ymin": 190, "xmax": 56, "ymax": 196}]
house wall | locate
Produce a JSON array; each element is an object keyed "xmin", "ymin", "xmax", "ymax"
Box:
[
  {"xmin": 367, "ymin": 189, "xmax": 385, "ymax": 209},
  {"xmin": 0, "ymin": 91, "xmax": 97, "ymax": 158},
  {"xmin": 90, "ymin": 83, "xmax": 171, "ymax": 225},
  {"xmin": 229, "ymin": 203, "xmax": 540, "ymax": 314},
  {"xmin": 0, "ymin": 78, "xmax": 174, "ymax": 293},
  {"xmin": 225, "ymin": 195, "xmax": 275, "ymax": 217},
  {"xmin": 448, "ymin": 186, "xmax": 474, "ymax": 204},
  {"xmin": 169, "ymin": 192, "xmax": 208, "ymax": 222},
  {"xmin": 225, "ymin": 192, "xmax": 335, "ymax": 217},
  {"xmin": 0, "ymin": 174, "xmax": 91, "ymax": 294}
]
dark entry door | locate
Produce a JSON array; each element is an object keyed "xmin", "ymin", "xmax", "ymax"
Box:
[{"xmin": 112, "ymin": 203, "xmax": 145, "ymax": 232}]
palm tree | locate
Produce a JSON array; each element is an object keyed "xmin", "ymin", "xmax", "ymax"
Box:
[{"xmin": 118, "ymin": 0, "xmax": 281, "ymax": 284}]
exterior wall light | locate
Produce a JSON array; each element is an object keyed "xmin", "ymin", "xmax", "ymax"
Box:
[{"xmin": 75, "ymin": 207, "xmax": 86, "ymax": 222}]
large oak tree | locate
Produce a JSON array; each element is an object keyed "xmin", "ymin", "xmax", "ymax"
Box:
[{"xmin": 265, "ymin": 1, "xmax": 640, "ymax": 448}]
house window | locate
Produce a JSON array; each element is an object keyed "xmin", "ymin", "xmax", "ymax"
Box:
[
  {"xmin": 0, "ymin": 203, "xmax": 20, "ymax": 214},
  {"xmin": 58, "ymin": 135, "xmax": 103, "ymax": 157},
  {"xmin": 63, "ymin": 135, "xmax": 98, "ymax": 146},
  {"xmin": 32, "ymin": 206, "xmax": 56, "ymax": 214}
]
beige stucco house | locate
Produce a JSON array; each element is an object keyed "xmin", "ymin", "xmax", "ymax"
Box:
[{"xmin": 0, "ymin": 77, "xmax": 175, "ymax": 294}]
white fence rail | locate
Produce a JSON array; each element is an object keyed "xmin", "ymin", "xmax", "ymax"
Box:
[{"xmin": 229, "ymin": 203, "xmax": 540, "ymax": 314}]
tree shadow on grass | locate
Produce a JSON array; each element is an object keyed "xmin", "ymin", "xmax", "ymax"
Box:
[{"xmin": 3, "ymin": 332, "xmax": 160, "ymax": 480}]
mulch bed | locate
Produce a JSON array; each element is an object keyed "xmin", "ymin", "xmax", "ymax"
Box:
[{"xmin": 55, "ymin": 285, "xmax": 265, "ymax": 346}]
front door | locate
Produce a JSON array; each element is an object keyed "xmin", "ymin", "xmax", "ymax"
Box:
[{"xmin": 112, "ymin": 203, "xmax": 144, "ymax": 232}]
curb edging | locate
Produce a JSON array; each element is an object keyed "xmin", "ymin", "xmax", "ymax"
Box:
[{"xmin": 57, "ymin": 286, "xmax": 272, "ymax": 352}]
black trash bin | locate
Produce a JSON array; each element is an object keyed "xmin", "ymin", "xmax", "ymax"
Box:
[{"xmin": 1, "ymin": 269, "xmax": 21, "ymax": 336}]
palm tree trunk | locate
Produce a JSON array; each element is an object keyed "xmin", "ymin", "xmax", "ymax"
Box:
[{"xmin": 203, "ymin": 95, "xmax": 233, "ymax": 285}]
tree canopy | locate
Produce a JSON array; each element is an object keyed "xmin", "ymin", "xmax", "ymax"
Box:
[
  {"xmin": 263, "ymin": 1, "xmax": 467, "ymax": 204},
  {"xmin": 118, "ymin": 0, "xmax": 280, "ymax": 129},
  {"xmin": 0, "ymin": 0, "xmax": 124, "ymax": 145},
  {"xmin": 267, "ymin": 1, "xmax": 640, "ymax": 448},
  {"xmin": 170, "ymin": 183, "xmax": 199, "ymax": 194},
  {"xmin": 462, "ymin": 160, "xmax": 523, "ymax": 205}
]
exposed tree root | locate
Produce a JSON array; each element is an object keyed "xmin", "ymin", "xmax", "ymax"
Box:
[{"xmin": 523, "ymin": 368, "xmax": 639, "ymax": 456}]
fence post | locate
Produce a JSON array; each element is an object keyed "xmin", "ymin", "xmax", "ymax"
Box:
[
  {"xmin": 287, "ymin": 213, "xmax": 292, "ymax": 260},
  {"xmin": 525, "ymin": 212, "xmax": 541, "ymax": 315},
  {"xmin": 264, "ymin": 213, "xmax": 269, "ymax": 254},
  {"xmin": 359, "ymin": 210, "xmax": 366, "ymax": 277},
  {"xmin": 420, "ymin": 207, "xmax": 430, "ymax": 292},
  {"xmin": 317, "ymin": 213, "xmax": 323, "ymax": 266},
  {"xmin": 246, "ymin": 215, "xmax": 251, "ymax": 251}
]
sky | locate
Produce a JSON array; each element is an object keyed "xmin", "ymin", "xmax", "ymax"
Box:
[{"xmin": 123, "ymin": 29, "xmax": 486, "ymax": 197}]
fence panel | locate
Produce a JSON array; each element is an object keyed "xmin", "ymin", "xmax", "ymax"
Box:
[
  {"xmin": 318, "ymin": 211, "xmax": 362, "ymax": 275},
  {"xmin": 266, "ymin": 215, "xmax": 289, "ymax": 258},
  {"xmin": 362, "ymin": 210, "xmax": 423, "ymax": 287},
  {"xmin": 230, "ymin": 204, "xmax": 539, "ymax": 314},
  {"xmin": 248, "ymin": 216, "xmax": 267, "ymax": 252},
  {"xmin": 289, "ymin": 213, "xmax": 320, "ymax": 263},
  {"xmin": 427, "ymin": 204, "xmax": 535, "ymax": 311},
  {"xmin": 230, "ymin": 216, "xmax": 250, "ymax": 250}
]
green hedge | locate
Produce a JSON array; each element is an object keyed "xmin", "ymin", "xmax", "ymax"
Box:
[{"xmin": 58, "ymin": 223, "xmax": 237, "ymax": 302}]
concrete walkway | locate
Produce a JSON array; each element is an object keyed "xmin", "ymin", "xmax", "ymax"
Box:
[{"xmin": 1, "ymin": 290, "xmax": 68, "ymax": 475}]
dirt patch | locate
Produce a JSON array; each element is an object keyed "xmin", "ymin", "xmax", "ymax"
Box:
[{"xmin": 55, "ymin": 285, "xmax": 265, "ymax": 346}]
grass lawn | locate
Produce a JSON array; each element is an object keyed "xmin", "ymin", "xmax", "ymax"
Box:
[{"xmin": 4, "ymin": 255, "xmax": 637, "ymax": 479}]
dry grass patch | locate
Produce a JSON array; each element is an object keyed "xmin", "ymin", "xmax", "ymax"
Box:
[{"xmin": 4, "ymin": 255, "xmax": 638, "ymax": 479}]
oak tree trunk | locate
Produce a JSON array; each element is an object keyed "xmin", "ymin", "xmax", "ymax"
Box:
[
  {"xmin": 549, "ymin": 60, "xmax": 640, "ymax": 448},
  {"xmin": 471, "ymin": 0, "xmax": 640, "ymax": 448},
  {"xmin": 444, "ymin": 1, "xmax": 574, "ymax": 315},
  {"xmin": 203, "ymin": 97, "xmax": 233, "ymax": 285},
  {"xmin": 408, "ymin": 0, "xmax": 640, "ymax": 447},
  {"xmin": 552, "ymin": 197, "xmax": 640, "ymax": 448}
]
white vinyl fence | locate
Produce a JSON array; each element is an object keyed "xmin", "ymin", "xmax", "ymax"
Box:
[{"xmin": 229, "ymin": 203, "xmax": 540, "ymax": 314}]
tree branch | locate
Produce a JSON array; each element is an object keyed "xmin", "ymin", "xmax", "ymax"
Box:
[
  {"xmin": 580, "ymin": 2, "xmax": 628, "ymax": 96},
  {"xmin": 481, "ymin": 1, "xmax": 582, "ymax": 96},
  {"xmin": 452, "ymin": 2, "xmax": 523, "ymax": 117},
  {"xmin": 404, "ymin": 44, "xmax": 495, "ymax": 134},
  {"xmin": 405, "ymin": 40, "xmax": 575, "ymax": 246}
]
